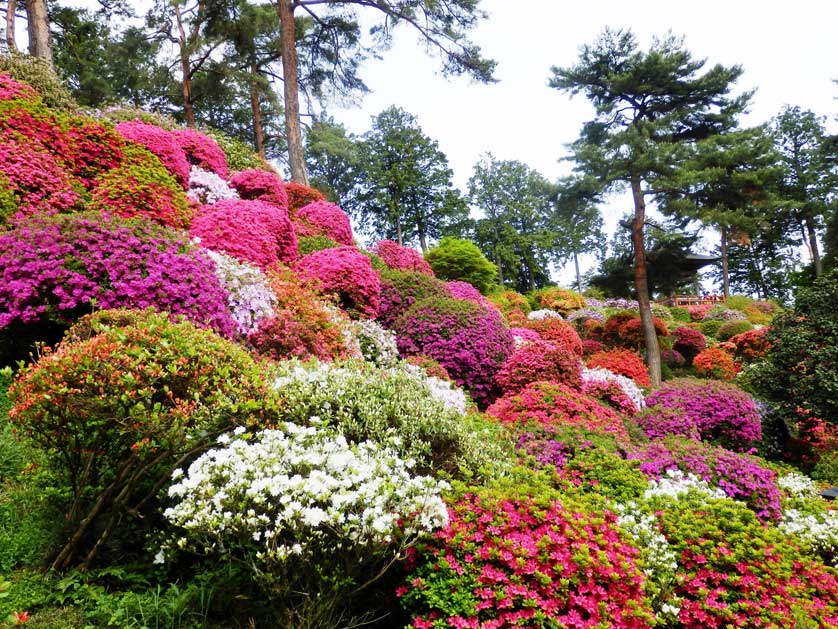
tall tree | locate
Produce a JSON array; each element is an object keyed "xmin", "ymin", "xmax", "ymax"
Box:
[
  {"xmin": 552, "ymin": 177, "xmax": 606, "ymax": 292},
  {"xmin": 772, "ymin": 106, "xmax": 835, "ymax": 277},
  {"xmin": 25, "ymin": 0, "xmax": 52, "ymax": 65},
  {"xmin": 305, "ymin": 116, "xmax": 360, "ymax": 204},
  {"xmin": 275, "ymin": 0, "xmax": 496, "ymax": 183},
  {"xmin": 550, "ymin": 28, "xmax": 749, "ymax": 386}
]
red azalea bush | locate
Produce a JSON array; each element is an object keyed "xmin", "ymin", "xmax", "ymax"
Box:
[
  {"xmin": 728, "ymin": 327, "xmax": 772, "ymax": 362},
  {"xmin": 377, "ymin": 269, "xmax": 451, "ymax": 328},
  {"xmin": 228, "ymin": 169, "xmax": 289, "ymax": 212},
  {"xmin": 693, "ymin": 346, "xmax": 737, "ymax": 381},
  {"xmin": 190, "ymin": 198, "xmax": 298, "ymax": 270},
  {"xmin": 587, "ymin": 349, "xmax": 650, "ymax": 388},
  {"xmin": 525, "ymin": 317, "xmax": 583, "ymax": 355},
  {"xmin": 64, "ymin": 117, "xmax": 126, "ymax": 188},
  {"xmin": 91, "ymin": 144, "xmax": 193, "ymax": 229},
  {"xmin": 392, "ymin": 297, "xmax": 513, "ymax": 406},
  {"xmin": 602, "ymin": 311, "xmax": 637, "ymax": 346},
  {"xmin": 644, "ymin": 378, "xmax": 762, "ymax": 451},
  {"xmin": 296, "ymin": 246, "xmax": 381, "ymax": 319},
  {"xmin": 284, "ymin": 181, "xmax": 326, "ymax": 215},
  {"xmin": 495, "ymin": 340, "xmax": 582, "ymax": 394},
  {"xmin": 673, "ymin": 326, "xmax": 707, "ymax": 363},
  {"xmin": 400, "ymin": 492, "xmax": 652, "ymax": 629},
  {"xmin": 294, "ymin": 200, "xmax": 354, "ymax": 246},
  {"xmin": 114, "ymin": 120, "xmax": 190, "ymax": 187},
  {"xmin": 618, "ymin": 316, "xmax": 669, "ymax": 349},
  {"xmin": 487, "ymin": 381, "xmax": 629, "ymax": 440},
  {"xmin": 172, "ymin": 128, "xmax": 228, "ymax": 178},
  {"xmin": 581, "ymin": 339, "xmax": 604, "ymax": 356},
  {"xmin": 0, "ymin": 212, "xmax": 236, "ymax": 337},
  {"xmin": 371, "ymin": 240, "xmax": 434, "ymax": 275},
  {"xmin": 0, "ymin": 71, "xmax": 37, "ymax": 101}
]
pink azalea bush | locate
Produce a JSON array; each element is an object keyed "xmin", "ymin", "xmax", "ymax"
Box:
[
  {"xmin": 495, "ymin": 339, "xmax": 583, "ymax": 394},
  {"xmin": 172, "ymin": 128, "xmax": 228, "ymax": 178},
  {"xmin": 400, "ymin": 491, "xmax": 652, "ymax": 628},
  {"xmin": 644, "ymin": 378, "xmax": 762, "ymax": 451},
  {"xmin": 190, "ymin": 199, "xmax": 298, "ymax": 270},
  {"xmin": 294, "ymin": 200, "xmax": 354, "ymax": 246},
  {"xmin": 510, "ymin": 326, "xmax": 541, "ymax": 347},
  {"xmin": 392, "ymin": 297, "xmax": 513, "ymax": 406},
  {"xmin": 0, "ymin": 71, "xmax": 37, "ymax": 101},
  {"xmin": 229, "ymin": 169, "xmax": 289, "ymax": 212},
  {"xmin": 114, "ymin": 120, "xmax": 190, "ymax": 187},
  {"xmin": 0, "ymin": 212, "xmax": 236, "ymax": 336},
  {"xmin": 371, "ymin": 240, "xmax": 434, "ymax": 275},
  {"xmin": 296, "ymin": 246, "xmax": 381, "ymax": 318},
  {"xmin": 445, "ymin": 280, "xmax": 494, "ymax": 309}
]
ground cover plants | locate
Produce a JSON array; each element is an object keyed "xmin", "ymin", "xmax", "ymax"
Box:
[{"xmin": 0, "ymin": 72, "xmax": 836, "ymax": 629}]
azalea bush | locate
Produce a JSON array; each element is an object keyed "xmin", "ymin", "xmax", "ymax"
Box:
[
  {"xmin": 672, "ymin": 326, "xmax": 706, "ymax": 363},
  {"xmin": 529, "ymin": 286, "xmax": 586, "ymax": 314},
  {"xmin": 581, "ymin": 366, "xmax": 645, "ymax": 415},
  {"xmin": 171, "ymin": 127, "xmax": 228, "ymax": 178},
  {"xmin": 284, "ymin": 181, "xmax": 326, "ymax": 215},
  {"xmin": 296, "ymin": 246, "xmax": 381, "ymax": 319},
  {"xmin": 692, "ymin": 346, "xmax": 737, "ymax": 380},
  {"xmin": 445, "ymin": 280, "xmax": 494, "ymax": 309},
  {"xmin": 644, "ymin": 378, "xmax": 761, "ymax": 451},
  {"xmin": 392, "ymin": 297, "xmax": 513, "ymax": 406},
  {"xmin": 728, "ymin": 327, "xmax": 772, "ymax": 362},
  {"xmin": 186, "ymin": 165, "xmax": 238, "ymax": 205},
  {"xmin": 586, "ymin": 348, "xmax": 651, "ymax": 388},
  {"xmin": 377, "ymin": 269, "xmax": 451, "ymax": 327},
  {"xmin": 162, "ymin": 424, "xmax": 449, "ymax": 628},
  {"xmin": 114, "ymin": 120, "xmax": 190, "ymax": 187},
  {"xmin": 371, "ymin": 240, "xmax": 434, "ymax": 275},
  {"xmin": 349, "ymin": 318, "xmax": 399, "ymax": 367},
  {"xmin": 228, "ymin": 168, "xmax": 289, "ymax": 211},
  {"xmin": 716, "ymin": 318, "xmax": 754, "ymax": 341},
  {"xmin": 294, "ymin": 200, "xmax": 354, "ymax": 245},
  {"xmin": 494, "ymin": 339, "xmax": 582, "ymax": 394},
  {"xmin": 204, "ymin": 249, "xmax": 276, "ymax": 335},
  {"xmin": 524, "ymin": 316, "xmax": 583, "ymax": 355}
]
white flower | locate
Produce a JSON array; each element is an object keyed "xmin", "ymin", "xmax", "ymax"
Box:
[
  {"xmin": 203, "ymin": 249, "xmax": 276, "ymax": 334},
  {"xmin": 527, "ymin": 309, "xmax": 562, "ymax": 321},
  {"xmin": 187, "ymin": 166, "xmax": 238, "ymax": 204},
  {"xmin": 582, "ymin": 366, "xmax": 645, "ymax": 410},
  {"xmin": 153, "ymin": 549, "xmax": 166, "ymax": 565},
  {"xmin": 644, "ymin": 470, "xmax": 727, "ymax": 501}
]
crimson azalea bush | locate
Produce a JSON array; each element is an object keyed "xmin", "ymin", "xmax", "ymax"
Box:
[
  {"xmin": 284, "ymin": 181, "xmax": 326, "ymax": 215},
  {"xmin": 631, "ymin": 436, "xmax": 781, "ymax": 521},
  {"xmin": 602, "ymin": 311, "xmax": 637, "ymax": 345},
  {"xmin": 0, "ymin": 211, "xmax": 236, "ymax": 337},
  {"xmin": 228, "ymin": 169, "xmax": 289, "ymax": 212},
  {"xmin": 90, "ymin": 144, "xmax": 193, "ymax": 229},
  {"xmin": 114, "ymin": 120, "xmax": 190, "ymax": 187},
  {"xmin": 377, "ymin": 269, "xmax": 450, "ymax": 328},
  {"xmin": 495, "ymin": 339, "xmax": 582, "ymax": 394},
  {"xmin": 672, "ymin": 326, "xmax": 707, "ymax": 363},
  {"xmin": 487, "ymin": 381, "xmax": 629, "ymax": 441},
  {"xmin": 618, "ymin": 317, "xmax": 669, "ymax": 349},
  {"xmin": 294, "ymin": 200, "xmax": 354, "ymax": 246},
  {"xmin": 296, "ymin": 246, "xmax": 381, "ymax": 319},
  {"xmin": 400, "ymin": 489, "xmax": 652, "ymax": 628},
  {"xmin": 524, "ymin": 317, "xmax": 583, "ymax": 355},
  {"xmin": 371, "ymin": 240, "xmax": 434, "ymax": 275},
  {"xmin": 171, "ymin": 127, "xmax": 228, "ymax": 178},
  {"xmin": 190, "ymin": 198, "xmax": 298, "ymax": 270},
  {"xmin": 693, "ymin": 346, "xmax": 737, "ymax": 380},
  {"xmin": 393, "ymin": 297, "xmax": 513, "ymax": 406},
  {"xmin": 7, "ymin": 308, "xmax": 278, "ymax": 568},
  {"xmin": 644, "ymin": 378, "xmax": 761, "ymax": 451},
  {"xmin": 581, "ymin": 339, "xmax": 603, "ymax": 355},
  {"xmin": 728, "ymin": 327, "xmax": 772, "ymax": 362},
  {"xmin": 587, "ymin": 348, "xmax": 651, "ymax": 388}
]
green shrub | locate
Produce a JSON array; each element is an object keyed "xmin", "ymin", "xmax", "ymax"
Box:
[
  {"xmin": 423, "ymin": 236, "xmax": 498, "ymax": 294},
  {"xmin": 716, "ymin": 318, "xmax": 754, "ymax": 341},
  {"xmin": 0, "ymin": 53, "xmax": 78, "ymax": 111},
  {"xmin": 298, "ymin": 235, "xmax": 341, "ymax": 256},
  {"xmin": 670, "ymin": 306, "xmax": 691, "ymax": 322},
  {"xmin": 699, "ymin": 319, "xmax": 723, "ymax": 338},
  {"xmin": 8, "ymin": 309, "xmax": 280, "ymax": 570},
  {"xmin": 812, "ymin": 452, "xmax": 838, "ymax": 485},
  {"xmin": 98, "ymin": 106, "xmax": 178, "ymax": 130}
]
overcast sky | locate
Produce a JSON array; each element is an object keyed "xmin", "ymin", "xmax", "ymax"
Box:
[{"xmin": 323, "ymin": 0, "xmax": 838, "ymax": 284}]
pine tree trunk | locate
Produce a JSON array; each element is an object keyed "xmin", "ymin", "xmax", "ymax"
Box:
[
  {"xmin": 24, "ymin": 0, "xmax": 52, "ymax": 66},
  {"xmin": 173, "ymin": 3, "xmax": 195, "ymax": 128},
  {"xmin": 396, "ymin": 217, "xmax": 402, "ymax": 246},
  {"xmin": 574, "ymin": 251, "xmax": 582, "ymax": 293},
  {"xmin": 277, "ymin": 0, "xmax": 308, "ymax": 184},
  {"xmin": 5, "ymin": 0, "xmax": 18, "ymax": 53},
  {"xmin": 630, "ymin": 176, "xmax": 661, "ymax": 388},
  {"xmin": 720, "ymin": 226, "xmax": 729, "ymax": 299},
  {"xmin": 806, "ymin": 218, "xmax": 822, "ymax": 276},
  {"xmin": 250, "ymin": 62, "xmax": 265, "ymax": 159}
]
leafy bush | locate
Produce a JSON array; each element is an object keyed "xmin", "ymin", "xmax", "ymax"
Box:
[
  {"xmin": 586, "ymin": 348, "xmax": 650, "ymax": 387},
  {"xmin": 228, "ymin": 168, "xmax": 289, "ymax": 211},
  {"xmin": 728, "ymin": 327, "xmax": 772, "ymax": 362},
  {"xmin": 294, "ymin": 200, "xmax": 354, "ymax": 245},
  {"xmin": 0, "ymin": 55, "xmax": 77, "ymax": 111},
  {"xmin": 703, "ymin": 305, "xmax": 748, "ymax": 322},
  {"xmin": 349, "ymin": 318, "xmax": 399, "ymax": 367},
  {"xmin": 8, "ymin": 309, "xmax": 279, "ymax": 569},
  {"xmin": 692, "ymin": 346, "xmax": 737, "ymax": 380},
  {"xmin": 670, "ymin": 306, "xmax": 691, "ymax": 322},
  {"xmin": 296, "ymin": 246, "xmax": 381, "ymax": 319},
  {"xmin": 423, "ymin": 236, "xmax": 498, "ymax": 294},
  {"xmin": 200, "ymin": 126, "xmax": 264, "ymax": 172},
  {"xmin": 187, "ymin": 165, "xmax": 238, "ymax": 205},
  {"xmin": 392, "ymin": 297, "xmax": 513, "ymax": 406},
  {"xmin": 377, "ymin": 269, "xmax": 451, "ymax": 328},
  {"xmin": 529, "ymin": 286, "xmax": 586, "ymax": 314},
  {"xmin": 445, "ymin": 280, "xmax": 494, "ymax": 309},
  {"xmin": 495, "ymin": 339, "xmax": 582, "ymax": 394},
  {"xmin": 699, "ymin": 318, "xmax": 723, "ymax": 338},
  {"xmin": 297, "ymin": 235, "xmax": 340, "ymax": 255},
  {"xmin": 203, "ymin": 249, "xmax": 276, "ymax": 335},
  {"xmin": 644, "ymin": 378, "xmax": 761, "ymax": 451},
  {"xmin": 284, "ymin": 181, "xmax": 326, "ymax": 215},
  {"xmin": 581, "ymin": 366, "xmax": 645, "ymax": 415},
  {"xmin": 716, "ymin": 318, "xmax": 753, "ymax": 341}
]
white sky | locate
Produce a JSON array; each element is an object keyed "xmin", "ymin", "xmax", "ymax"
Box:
[{"xmin": 322, "ymin": 0, "xmax": 838, "ymax": 285}]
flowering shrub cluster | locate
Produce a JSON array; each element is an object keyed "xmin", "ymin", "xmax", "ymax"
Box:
[
  {"xmin": 0, "ymin": 71, "xmax": 37, "ymax": 101},
  {"xmin": 406, "ymin": 355, "xmax": 451, "ymax": 380},
  {"xmin": 64, "ymin": 117, "xmax": 126, "ymax": 188},
  {"xmin": 526, "ymin": 308, "xmax": 562, "ymax": 321},
  {"xmin": 693, "ymin": 346, "xmax": 737, "ymax": 380},
  {"xmin": 687, "ymin": 303, "xmax": 713, "ymax": 321},
  {"xmin": 294, "ymin": 200, "xmax": 354, "ymax": 246},
  {"xmin": 191, "ymin": 198, "xmax": 298, "ymax": 270},
  {"xmin": 349, "ymin": 317, "xmax": 400, "ymax": 367},
  {"xmin": 186, "ymin": 166, "xmax": 238, "ymax": 205},
  {"xmin": 400, "ymin": 491, "xmax": 652, "ymax": 628},
  {"xmin": 586, "ymin": 348, "xmax": 651, "ymax": 387},
  {"xmin": 296, "ymin": 246, "xmax": 381, "ymax": 318},
  {"xmin": 645, "ymin": 379, "xmax": 761, "ymax": 451},
  {"xmin": 0, "ymin": 212, "xmax": 236, "ymax": 336},
  {"xmin": 445, "ymin": 280, "xmax": 494, "ymax": 309},
  {"xmin": 581, "ymin": 339, "xmax": 604, "ymax": 355},
  {"xmin": 581, "ymin": 366, "xmax": 645, "ymax": 414},
  {"xmin": 567, "ymin": 308, "xmax": 606, "ymax": 324},
  {"xmin": 495, "ymin": 340, "xmax": 582, "ymax": 394},
  {"xmin": 403, "ymin": 362, "xmax": 471, "ymax": 415},
  {"xmin": 603, "ymin": 313, "xmax": 669, "ymax": 349},
  {"xmin": 393, "ymin": 297, "xmax": 513, "ymax": 406},
  {"xmin": 728, "ymin": 327, "xmax": 772, "ymax": 362},
  {"xmin": 672, "ymin": 326, "xmax": 706, "ymax": 362},
  {"xmin": 716, "ymin": 318, "xmax": 754, "ymax": 341},
  {"xmin": 371, "ymin": 240, "xmax": 434, "ymax": 275},
  {"xmin": 530, "ymin": 286, "xmax": 586, "ymax": 314},
  {"xmin": 487, "ymin": 381, "xmax": 629, "ymax": 441},
  {"xmin": 509, "ymin": 326, "xmax": 540, "ymax": 347},
  {"xmin": 704, "ymin": 305, "xmax": 748, "ymax": 321},
  {"xmin": 377, "ymin": 269, "xmax": 450, "ymax": 327},
  {"xmin": 524, "ymin": 316, "xmax": 583, "ymax": 355},
  {"xmin": 203, "ymin": 249, "xmax": 276, "ymax": 335},
  {"xmin": 228, "ymin": 169, "xmax": 289, "ymax": 211},
  {"xmin": 114, "ymin": 120, "xmax": 190, "ymax": 187},
  {"xmin": 284, "ymin": 180, "xmax": 326, "ymax": 215},
  {"xmin": 171, "ymin": 127, "xmax": 228, "ymax": 178}
]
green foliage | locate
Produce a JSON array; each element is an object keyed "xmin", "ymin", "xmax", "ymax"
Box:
[
  {"xmin": 298, "ymin": 235, "xmax": 341, "ymax": 256},
  {"xmin": 0, "ymin": 53, "xmax": 78, "ymax": 111},
  {"xmin": 99, "ymin": 106, "xmax": 179, "ymax": 130},
  {"xmin": 699, "ymin": 319, "xmax": 723, "ymax": 338},
  {"xmin": 812, "ymin": 452, "xmax": 838, "ymax": 485},
  {"xmin": 716, "ymin": 318, "xmax": 754, "ymax": 341},
  {"xmin": 424, "ymin": 236, "xmax": 498, "ymax": 294},
  {"xmin": 670, "ymin": 306, "xmax": 691, "ymax": 322}
]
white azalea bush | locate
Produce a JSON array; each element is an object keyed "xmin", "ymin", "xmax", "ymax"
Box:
[
  {"xmin": 778, "ymin": 473, "xmax": 838, "ymax": 565},
  {"xmin": 349, "ymin": 318, "xmax": 399, "ymax": 367},
  {"xmin": 186, "ymin": 165, "xmax": 239, "ymax": 204},
  {"xmin": 160, "ymin": 423, "xmax": 449, "ymax": 626},
  {"xmin": 204, "ymin": 249, "xmax": 276, "ymax": 334},
  {"xmin": 582, "ymin": 366, "xmax": 646, "ymax": 411},
  {"xmin": 527, "ymin": 308, "xmax": 562, "ymax": 321},
  {"xmin": 270, "ymin": 359, "xmax": 509, "ymax": 478},
  {"xmin": 403, "ymin": 362, "xmax": 471, "ymax": 415}
]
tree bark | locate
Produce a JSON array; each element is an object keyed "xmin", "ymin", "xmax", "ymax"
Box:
[
  {"xmin": 5, "ymin": 0, "xmax": 18, "ymax": 53},
  {"xmin": 24, "ymin": 0, "xmax": 52, "ymax": 66},
  {"xmin": 173, "ymin": 3, "xmax": 196, "ymax": 127},
  {"xmin": 720, "ymin": 226, "xmax": 729, "ymax": 299},
  {"xmin": 573, "ymin": 251, "xmax": 582, "ymax": 293},
  {"xmin": 277, "ymin": 0, "xmax": 308, "ymax": 184},
  {"xmin": 806, "ymin": 218, "xmax": 822, "ymax": 276},
  {"xmin": 250, "ymin": 62, "xmax": 266, "ymax": 159},
  {"xmin": 630, "ymin": 176, "xmax": 661, "ymax": 388}
]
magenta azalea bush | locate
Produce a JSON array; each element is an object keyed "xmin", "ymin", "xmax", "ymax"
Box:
[
  {"xmin": 0, "ymin": 71, "xmax": 37, "ymax": 101},
  {"xmin": 228, "ymin": 169, "xmax": 289, "ymax": 212},
  {"xmin": 0, "ymin": 211, "xmax": 236, "ymax": 336},
  {"xmin": 644, "ymin": 378, "xmax": 762, "ymax": 451},
  {"xmin": 446, "ymin": 280, "xmax": 494, "ymax": 309},
  {"xmin": 377, "ymin": 269, "xmax": 451, "ymax": 328},
  {"xmin": 114, "ymin": 120, "xmax": 190, "ymax": 187},
  {"xmin": 495, "ymin": 339, "xmax": 582, "ymax": 394},
  {"xmin": 392, "ymin": 297, "xmax": 513, "ymax": 406},
  {"xmin": 294, "ymin": 200, "xmax": 354, "ymax": 246},
  {"xmin": 171, "ymin": 128, "xmax": 228, "ymax": 178},
  {"xmin": 371, "ymin": 240, "xmax": 434, "ymax": 275},
  {"xmin": 296, "ymin": 246, "xmax": 381, "ymax": 318},
  {"xmin": 190, "ymin": 198, "xmax": 298, "ymax": 270}
]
